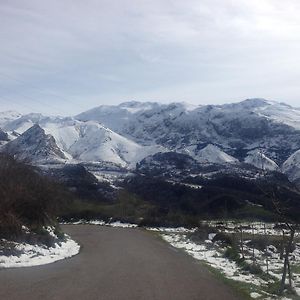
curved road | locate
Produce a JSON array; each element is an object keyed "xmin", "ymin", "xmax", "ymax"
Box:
[{"xmin": 1, "ymin": 225, "xmax": 241, "ymax": 300}]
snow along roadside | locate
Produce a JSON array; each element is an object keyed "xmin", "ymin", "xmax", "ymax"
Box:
[{"xmin": 0, "ymin": 228, "xmax": 80, "ymax": 269}]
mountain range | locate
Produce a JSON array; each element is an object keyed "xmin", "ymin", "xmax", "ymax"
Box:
[{"xmin": 1, "ymin": 98, "xmax": 300, "ymax": 186}]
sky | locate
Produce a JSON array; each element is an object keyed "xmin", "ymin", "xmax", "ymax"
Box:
[{"xmin": 1, "ymin": 0, "xmax": 300, "ymax": 115}]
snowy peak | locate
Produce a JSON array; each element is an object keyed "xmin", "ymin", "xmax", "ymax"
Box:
[
  {"xmin": 75, "ymin": 101, "xmax": 197, "ymax": 133},
  {"xmin": 0, "ymin": 110, "xmax": 22, "ymax": 127},
  {"xmin": 68, "ymin": 121, "xmax": 165, "ymax": 167},
  {"xmin": 75, "ymin": 105, "xmax": 131, "ymax": 132},
  {"xmin": 0, "ymin": 111, "xmax": 165, "ymax": 168},
  {"xmin": 2, "ymin": 124, "xmax": 66, "ymax": 163},
  {"xmin": 68, "ymin": 121, "xmax": 137, "ymax": 166},
  {"xmin": 282, "ymin": 150, "xmax": 300, "ymax": 182},
  {"xmin": 195, "ymin": 144, "xmax": 238, "ymax": 164},
  {"xmin": 118, "ymin": 101, "xmax": 160, "ymax": 113},
  {"xmin": 244, "ymin": 150, "xmax": 279, "ymax": 171},
  {"xmin": 254, "ymin": 101, "xmax": 300, "ymax": 130},
  {"xmin": 242, "ymin": 98, "xmax": 270, "ymax": 106},
  {"xmin": 231, "ymin": 98, "xmax": 270, "ymax": 109},
  {"xmin": 75, "ymin": 99, "xmax": 300, "ymax": 164},
  {"xmin": 1, "ymin": 98, "xmax": 300, "ymax": 180},
  {"xmin": 2, "ymin": 113, "xmax": 45, "ymax": 134}
]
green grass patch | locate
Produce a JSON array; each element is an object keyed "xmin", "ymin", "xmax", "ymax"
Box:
[
  {"xmin": 201, "ymin": 261, "xmax": 256, "ymax": 300},
  {"xmin": 291, "ymin": 264, "xmax": 300, "ymax": 274}
]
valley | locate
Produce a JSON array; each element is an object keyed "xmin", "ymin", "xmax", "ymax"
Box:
[{"xmin": 1, "ymin": 98, "xmax": 300, "ymax": 300}]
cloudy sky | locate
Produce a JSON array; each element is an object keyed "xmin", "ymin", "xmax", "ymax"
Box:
[{"xmin": 1, "ymin": 0, "xmax": 300, "ymax": 115}]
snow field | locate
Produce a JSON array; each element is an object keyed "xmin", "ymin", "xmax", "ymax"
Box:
[
  {"xmin": 154, "ymin": 222, "xmax": 300, "ymax": 300},
  {"xmin": 0, "ymin": 226, "xmax": 80, "ymax": 269}
]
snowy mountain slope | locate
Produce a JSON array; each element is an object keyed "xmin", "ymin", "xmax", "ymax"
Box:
[
  {"xmin": 1, "ymin": 113, "xmax": 165, "ymax": 167},
  {"xmin": 1, "ymin": 98, "xmax": 300, "ymax": 181},
  {"xmin": 76, "ymin": 101, "xmax": 198, "ymax": 140},
  {"xmin": 187, "ymin": 144, "xmax": 238, "ymax": 164},
  {"xmin": 218, "ymin": 98, "xmax": 300, "ymax": 130},
  {"xmin": 67, "ymin": 121, "xmax": 165, "ymax": 167},
  {"xmin": 254, "ymin": 101, "xmax": 300, "ymax": 130},
  {"xmin": 76, "ymin": 101, "xmax": 162, "ymax": 133},
  {"xmin": 282, "ymin": 150, "xmax": 300, "ymax": 182},
  {"xmin": 2, "ymin": 113, "xmax": 45, "ymax": 134},
  {"xmin": 244, "ymin": 150, "xmax": 279, "ymax": 171},
  {"xmin": 137, "ymin": 151, "xmax": 262, "ymax": 182},
  {"xmin": 0, "ymin": 110, "xmax": 22, "ymax": 128},
  {"xmin": 2, "ymin": 114, "xmax": 81, "ymax": 150},
  {"xmin": 2, "ymin": 124, "xmax": 67, "ymax": 163},
  {"xmin": 75, "ymin": 99, "xmax": 300, "ymax": 165}
]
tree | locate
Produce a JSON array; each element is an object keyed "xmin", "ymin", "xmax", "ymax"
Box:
[{"xmin": 257, "ymin": 149, "xmax": 298, "ymax": 295}]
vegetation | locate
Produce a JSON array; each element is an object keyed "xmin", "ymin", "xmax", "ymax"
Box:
[
  {"xmin": 119, "ymin": 174, "xmax": 300, "ymax": 225},
  {"xmin": 59, "ymin": 190, "xmax": 156, "ymax": 225},
  {"xmin": 0, "ymin": 154, "xmax": 70, "ymax": 242}
]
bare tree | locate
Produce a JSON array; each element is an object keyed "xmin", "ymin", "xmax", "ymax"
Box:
[{"xmin": 257, "ymin": 149, "xmax": 298, "ymax": 295}]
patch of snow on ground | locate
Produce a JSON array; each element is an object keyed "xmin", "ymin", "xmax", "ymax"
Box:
[
  {"xmin": 88, "ymin": 220, "xmax": 106, "ymax": 225},
  {"xmin": 61, "ymin": 219, "xmax": 300, "ymax": 298},
  {"xmin": 161, "ymin": 233, "xmax": 265, "ymax": 286},
  {"xmin": 0, "ymin": 228, "xmax": 80, "ymax": 268},
  {"xmin": 109, "ymin": 221, "xmax": 138, "ymax": 228},
  {"xmin": 62, "ymin": 219, "xmax": 138, "ymax": 228},
  {"xmin": 158, "ymin": 222, "xmax": 300, "ymax": 299},
  {"xmin": 250, "ymin": 292, "xmax": 261, "ymax": 298},
  {"xmin": 146, "ymin": 227, "xmax": 196, "ymax": 233}
]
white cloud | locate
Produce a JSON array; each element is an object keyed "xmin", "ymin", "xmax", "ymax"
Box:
[{"xmin": 0, "ymin": 0, "xmax": 300, "ymax": 114}]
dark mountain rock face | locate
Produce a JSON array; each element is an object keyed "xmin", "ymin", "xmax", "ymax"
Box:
[
  {"xmin": 0, "ymin": 129, "xmax": 9, "ymax": 142},
  {"xmin": 0, "ymin": 101, "xmax": 300, "ymax": 224},
  {"xmin": 1, "ymin": 99, "xmax": 300, "ymax": 184},
  {"xmin": 76, "ymin": 99, "xmax": 300, "ymax": 166},
  {"xmin": 41, "ymin": 164, "xmax": 115, "ymax": 201},
  {"xmin": 2, "ymin": 124, "xmax": 66, "ymax": 163},
  {"xmin": 130, "ymin": 151, "xmax": 300, "ymax": 224},
  {"xmin": 137, "ymin": 152, "xmax": 198, "ymax": 174}
]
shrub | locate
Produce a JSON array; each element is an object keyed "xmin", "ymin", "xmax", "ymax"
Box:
[
  {"xmin": 224, "ymin": 246, "xmax": 241, "ymax": 261},
  {"xmin": 0, "ymin": 154, "xmax": 69, "ymax": 239}
]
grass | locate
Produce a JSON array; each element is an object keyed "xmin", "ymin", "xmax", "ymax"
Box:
[
  {"xmin": 156, "ymin": 232, "xmax": 254, "ymax": 299},
  {"xmin": 291, "ymin": 264, "xmax": 300, "ymax": 274},
  {"xmin": 200, "ymin": 261, "xmax": 255, "ymax": 300},
  {"xmin": 164, "ymin": 240, "xmax": 299, "ymax": 300},
  {"xmin": 223, "ymin": 246, "xmax": 278, "ymax": 284},
  {"xmin": 155, "ymin": 231, "xmax": 258, "ymax": 300},
  {"xmin": 164, "ymin": 222, "xmax": 300, "ymax": 299},
  {"xmin": 266, "ymin": 281, "xmax": 300, "ymax": 299}
]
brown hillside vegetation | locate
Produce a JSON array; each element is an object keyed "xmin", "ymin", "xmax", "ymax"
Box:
[{"xmin": 0, "ymin": 154, "xmax": 68, "ymax": 239}]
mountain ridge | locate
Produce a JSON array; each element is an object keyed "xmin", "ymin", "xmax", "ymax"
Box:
[{"xmin": 1, "ymin": 98, "xmax": 300, "ymax": 183}]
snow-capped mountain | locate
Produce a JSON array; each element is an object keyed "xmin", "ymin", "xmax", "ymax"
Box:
[
  {"xmin": 2, "ymin": 124, "xmax": 66, "ymax": 163},
  {"xmin": 76, "ymin": 101, "xmax": 161, "ymax": 133},
  {"xmin": 137, "ymin": 151, "xmax": 261, "ymax": 182},
  {"xmin": 282, "ymin": 150, "xmax": 300, "ymax": 183},
  {"xmin": 66, "ymin": 121, "xmax": 165, "ymax": 167},
  {"xmin": 185, "ymin": 144, "xmax": 238, "ymax": 164},
  {"xmin": 0, "ymin": 110, "xmax": 22, "ymax": 128},
  {"xmin": 244, "ymin": 150, "xmax": 279, "ymax": 171},
  {"xmin": 1, "ymin": 98, "xmax": 300, "ymax": 183},
  {"xmin": 0, "ymin": 113, "xmax": 165, "ymax": 168},
  {"xmin": 75, "ymin": 99, "xmax": 300, "ymax": 165}
]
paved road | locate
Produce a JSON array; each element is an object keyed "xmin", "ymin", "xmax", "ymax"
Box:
[{"xmin": 1, "ymin": 225, "xmax": 242, "ymax": 300}]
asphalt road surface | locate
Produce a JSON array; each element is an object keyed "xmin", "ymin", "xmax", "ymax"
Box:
[{"xmin": 1, "ymin": 225, "xmax": 242, "ymax": 300}]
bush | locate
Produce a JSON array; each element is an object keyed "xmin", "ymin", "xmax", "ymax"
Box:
[
  {"xmin": 0, "ymin": 154, "xmax": 69, "ymax": 239},
  {"xmin": 224, "ymin": 246, "xmax": 264, "ymax": 276},
  {"xmin": 213, "ymin": 232, "xmax": 236, "ymax": 247},
  {"xmin": 224, "ymin": 246, "xmax": 241, "ymax": 261}
]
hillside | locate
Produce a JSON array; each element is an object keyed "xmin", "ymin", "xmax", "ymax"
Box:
[{"xmin": 0, "ymin": 98, "xmax": 300, "ymax": 187}]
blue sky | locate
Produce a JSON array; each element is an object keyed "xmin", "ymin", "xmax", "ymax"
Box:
[{"xmin": 1, "ymin": 0, "xmax": 300, "ymax": 115}]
